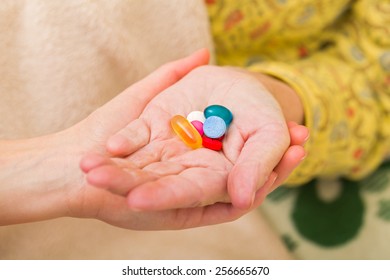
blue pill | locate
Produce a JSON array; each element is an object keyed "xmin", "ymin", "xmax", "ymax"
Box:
[
  {"xmin": 204, "ymin": 105, "xmax": 233, "ymax": 126},
  {"xmin": 203, "ymin": 116, "xmax": 227, "ymax": 139}
]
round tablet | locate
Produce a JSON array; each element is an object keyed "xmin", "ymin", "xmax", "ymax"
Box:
[{"xmin": 203, "ymin": 116, "xmax": 227, "ymax": 139}]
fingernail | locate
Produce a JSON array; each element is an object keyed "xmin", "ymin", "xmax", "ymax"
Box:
[
  {"xmin": 250, "ymin": 192, "xmax": 256, "ymax": 206},
  {"xmin": 266, "ymin": 174, "xmax": 279, "ymax": 195},
  {"xmin": 303, "ymin": 133, "xmax": 310, "ymax": 144},
  {"xmin": 269, "ymin": 172, "xmax": 278, "ymax": 185},
  {"xmin": 259, "ymin": 173, "xmax": 278, "ymax": 192}
]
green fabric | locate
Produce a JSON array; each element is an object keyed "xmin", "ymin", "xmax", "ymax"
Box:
[{"xmin": 260, "ymin": 161, "xmax": 390, "ymax": 259}]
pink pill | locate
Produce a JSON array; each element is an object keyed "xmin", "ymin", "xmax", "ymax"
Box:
[{"xmin": 191, "ymin": 120, "xmax": 204, "ymax": 136}]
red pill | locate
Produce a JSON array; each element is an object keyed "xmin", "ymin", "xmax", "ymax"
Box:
[{"xmin": 202, "ymin": 135, "xmax": 223, "ymax": 151}]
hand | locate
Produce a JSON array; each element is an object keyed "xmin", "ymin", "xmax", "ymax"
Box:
[
  {"xmin": 83, "ymin": 122, "xmax": 307, "ymax": 209},
  {"xmin": 0, "ymin": 49, "xmax": 210, "ymax": 227},
  {"xmin": 82, "ymin": 66, "xmax": 308, "ymax": 215}
]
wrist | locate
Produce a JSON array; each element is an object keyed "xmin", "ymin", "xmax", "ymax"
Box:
[{"xmin": 0, "ymin": 130, "xmax": 84, "ymax": 225}]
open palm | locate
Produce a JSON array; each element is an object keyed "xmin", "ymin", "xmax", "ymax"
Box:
[{"xmin": 83, "ymin": 65, "xmax": 301, "ymax": 214}]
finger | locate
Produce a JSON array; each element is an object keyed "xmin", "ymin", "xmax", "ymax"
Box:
[
  {"xmin": 97, "ymin": 48, "xmax": 210, "ymax": 127},
  {"xmin": 270, "ymin": 145, "xmax": 306, "ymax": 192},
  {"xmin": 225, "ymin": 126, "xmax": 306, "ymax": 207},
  {"xmin": 86, "ymin": 165, "xmax": 159, "ymax": 196},
  {"xmin": 80, "ymin": 153, "xmax": 113, "ymax": 173},
  {"xmin": 289, "ymin": 124, "xmax": 309, "ymax": 146},
  {"xmin": 126, "ymin": 168, "xmax": 228, "ymax": 211},
  {"xmin": 142, "ymin": 161, "xmax": 187, "ymax": 176},
  {"xmin": 172, "ymin": 189, "xmax": 272, "ymax": 228},
  {"xmin": 106, "ymin": 119, "xmax": 150, "ymax": 156},
  {"xmin": 170, "ymin": 202, "xmax": 246, "ymax": 228},
  {"xmin": 125, "ymin": 139, "xmax": 188, "ymax": 169},
  {"xmin": 227, "ymin": 124, "xmax": 289, "ymax": 210},
  {"xmin": 287, "ymin": 121, "xmax": 299, "ymax": 129},
  {"xmin": 237, "ymin": 171, "xmax": 279, "ymax": 211}
]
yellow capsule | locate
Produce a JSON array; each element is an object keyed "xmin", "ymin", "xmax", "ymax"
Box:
[{"xmin": 170, "ymin": 115, "xmax": 202, "ymax": 149}]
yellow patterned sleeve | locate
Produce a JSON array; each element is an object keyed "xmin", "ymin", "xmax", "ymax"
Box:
[{"xmin": 207, "ymin": 0, "xmax": 390, "ymax": 185}]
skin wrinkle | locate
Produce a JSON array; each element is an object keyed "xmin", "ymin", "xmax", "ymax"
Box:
[
  {"xmin": 119, "ymin": 168, "xmax": 159, "ymax": 196},
  {"xmin": 222, "ymin": 124, "xmax": 245, "ymax": 164},
  {"xmin": 142, "ymin": 175, "xmax": 195, "ymax": 209},
  {"xmin": 209, "ymin": 73, "xmax": 241, "ymax": 105},
  {"xmin": 172, "ymin": 206, "xmax": 203, "ymax": 229},
  {"xmin": 127, "ymin": 118, "xmax": 151, "ymax": 154},
  {"xmin": 238, "ymin": 124, "xmax": 289, "ymax": 172},
  {"xmin": 180, "ymin": 167, "xmax": 227, "ymax": 207},
  {"xmin": 142, "ymin": 161, "xmax": 185, "ymax": 177},
  {"xmin": 143, "ymin": 106, "xmax": 176, "ymax": 141},
  {"xmin": 115, "ymin": 157, "xmax": 138, "ymax": 170},
  {"xmin": 126, "ymin": 142, "xmax": 163, "ymax": 169},
  {"xmin": 130, "ymin": 165, "xmax": 227, "ymax": 210},
  {"xmin": 94, "ymin": 192, "xmax": 107, "ymax": 221},
  {"xmin": 78, "ymin": 185, "xmax": 107, "ymax": 220},
  {"xmin": 176, "ymin": 148, "xmax": 230, "ymax": 171},
  {"xmin": 219, "ymin": 71, "xmax": 263, "ymax": 106},
  {"xmin": 146, "ymin": 86, "xmax": 192, "ymax": 117},
  {"xmin": 199, "ymin": 202, "xmax": 240, "ymax": 227},
  {"xmin": 179, "ymin": 173, "xmax": 206, "ymax": 208},
  {"xmin": 151, "ymin": 147, "xmax": 231, "ymax": 186}
]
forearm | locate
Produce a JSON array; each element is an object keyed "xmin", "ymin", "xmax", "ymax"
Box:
[{"xmin": 0, "ymin": 131, "xmax": 82, "ymax": 225}]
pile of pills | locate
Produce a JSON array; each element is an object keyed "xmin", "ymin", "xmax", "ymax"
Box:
[{"xmin": 170, "ymin": 104, "xmax": 233, "ymax": 151}]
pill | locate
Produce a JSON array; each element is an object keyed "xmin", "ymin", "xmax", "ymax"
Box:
[
  {"xmin": 190, "ymin": 120, "xmax": 204, "ymax": 136},
  {"xmin": 204, "ymin": 105, "xmax": 233, "ymax": 126},
  {"xmin": 203, "ymin": 116, "xmax": 226, "ymax": 139},
  {"xmin": 187, "ymin": 111, "xmax": 206, "ymax": 123},
  {"xmin": 170, "ymin": 115, "xmax": 202, "ymax": 149},
  {"xmin": 202, "ymin": 135, "xmax": 223, "ymax": 151}
]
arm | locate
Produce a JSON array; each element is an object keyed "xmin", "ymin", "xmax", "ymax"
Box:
[
  {"xmin": 249, "ymin": 0, "xmax": 390, "ymax": 184},
  {"xmin": 0, "ymin": 49, "xmax": 211, "ymax": 227},
  {"xmin": 0, "ymin": 133, "xmax": 76, "ymax": 225},
  {"xmin": 208, "ymin": 0, "xmax": 389, "ymax": 184},
  {"xmin": 239, "ymin": 70, "xmax": 305, "ymax": 125}
]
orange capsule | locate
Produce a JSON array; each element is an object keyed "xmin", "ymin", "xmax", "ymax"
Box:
[{"xmin": 170, "ymin": 115, "xmax": 202, "ymax": 149}]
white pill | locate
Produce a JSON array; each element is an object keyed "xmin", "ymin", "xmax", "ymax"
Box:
[{"xmin": 187, "ymin": 110, "xmax": 206, "ymax": 123}]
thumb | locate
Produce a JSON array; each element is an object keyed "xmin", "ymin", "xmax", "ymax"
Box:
[{"xmin": 227, "ymin": 125, "xmax": 289, "ymax": 210}]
